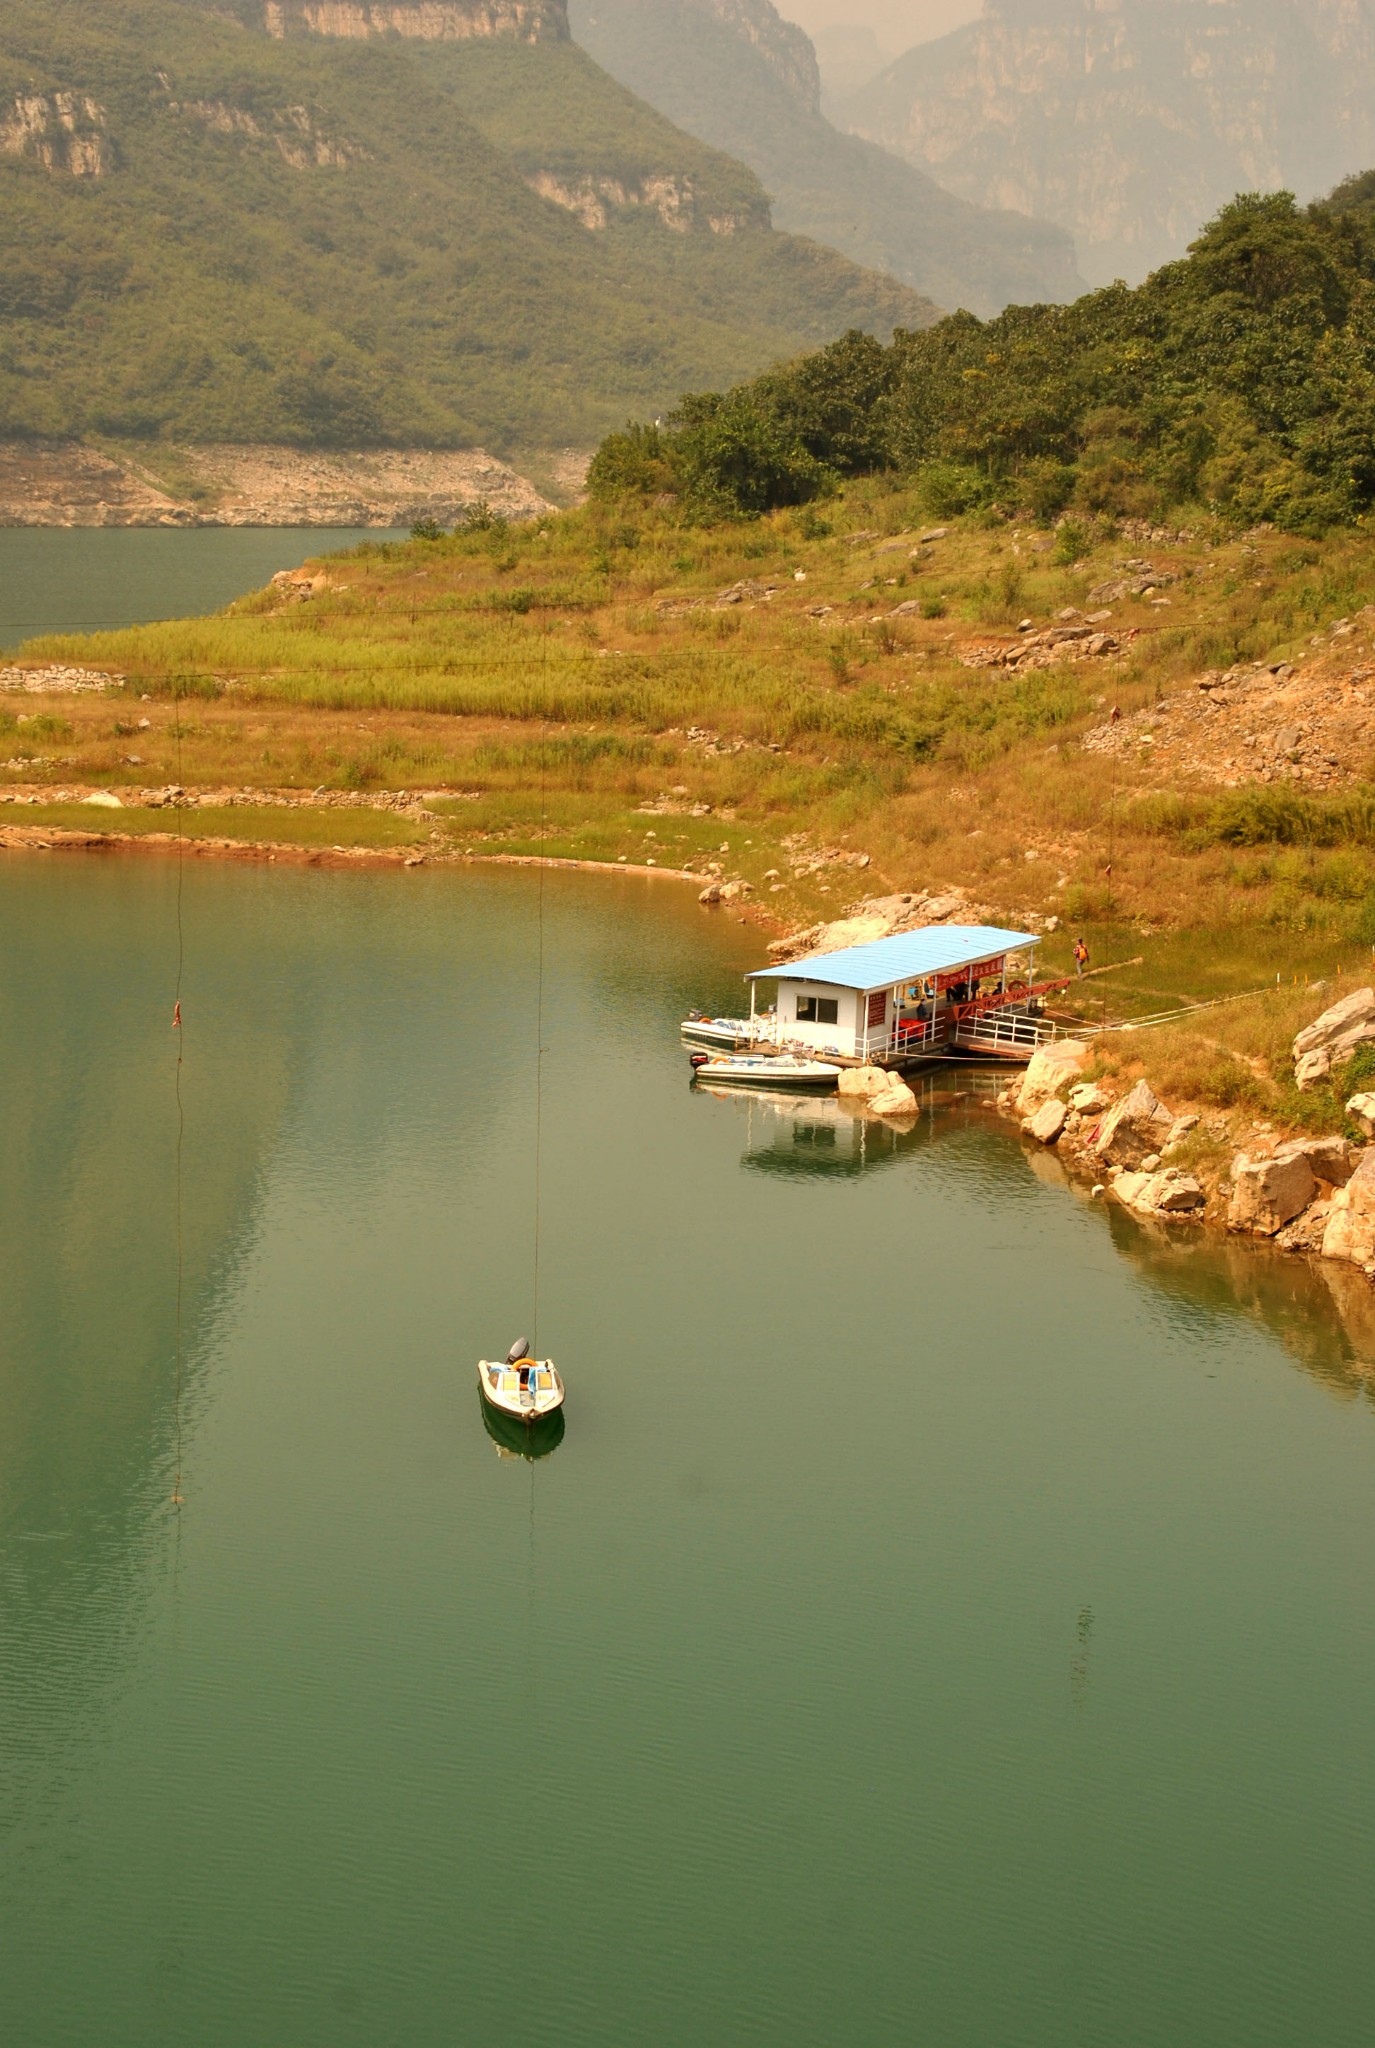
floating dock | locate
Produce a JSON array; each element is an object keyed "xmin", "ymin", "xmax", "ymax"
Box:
[{"xmin": 721, "ymin": 926, "xmax": 1070, "ymax": 1070}]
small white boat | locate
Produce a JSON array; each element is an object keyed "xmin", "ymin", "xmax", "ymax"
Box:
[
  {"xmin": 689, "ymin": 1051, "xmax": 842, "ymax": 1091},
  {"xmin": 680, "ymin": 1012, "xmax": 759, "ymax": 1049},
  {"xmin": 478, "ymin": 1339, "xmax": 565, "ymax": 1424}
]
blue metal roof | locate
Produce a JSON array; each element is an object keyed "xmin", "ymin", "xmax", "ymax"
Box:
[{"xmin": 748, "ymin": 925, "xmax": 1040, "ymax": 991}]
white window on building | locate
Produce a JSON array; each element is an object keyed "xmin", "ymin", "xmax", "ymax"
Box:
[{"xmin": 797, "ymin": 995, "xmax": 839, "ymax": 1025}]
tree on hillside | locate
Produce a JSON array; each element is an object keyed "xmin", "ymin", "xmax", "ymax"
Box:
[{"xmin": 591, "ymin": 185, "xmax": 1375, "ymax": 534}]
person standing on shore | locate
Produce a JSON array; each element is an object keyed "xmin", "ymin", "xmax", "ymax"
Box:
[{"xmin": 1074, "ymin": 937, "xmax": 1090, "ymax": 978}]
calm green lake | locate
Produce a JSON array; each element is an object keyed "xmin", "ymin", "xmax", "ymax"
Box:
[
  {"xmin": 3, "ymin": 855, "xmax": 1375, "ymax": 2046},
  {"xmin": 0, "ymin": 528, "xmax": 402, "ymax": 649}
]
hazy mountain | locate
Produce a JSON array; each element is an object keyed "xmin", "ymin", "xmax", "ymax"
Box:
[
  {"xmin": 842, "ymin": 0, "xmax": 1375, "ymax": 287},
  {"xmin": 0, "ymin": 0, "xmax": 934, "ymax": 458},
  {"xmin": 811, "ymin": 25, "xmax": 889, "ymax": 110},
  {"xmin": 779, "ymin": 2, "xmax": 982, "ymax": 47},
  {"xmin": 568, "ymin": 0, "xmax": 1082, "ymax": 316}
]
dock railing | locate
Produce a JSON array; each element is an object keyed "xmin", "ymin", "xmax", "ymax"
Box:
[
  {"xmin": 951, "ymin": 1007, "xmax": 1059, "ymax": 1057},
  {"xmin": 866, "ymin": 1015, "xmax": 948, "ymax": 1062}
]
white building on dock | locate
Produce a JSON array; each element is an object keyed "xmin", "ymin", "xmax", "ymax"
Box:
[{"xmin": 747, "ymin": 926, "xmax": 1055, "ymax": 1065}]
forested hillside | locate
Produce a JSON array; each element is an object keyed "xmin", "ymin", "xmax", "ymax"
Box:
[
  {"xmin": 0, "ymin": 0, "xmax": 933, "ymax": 455},
  {"xmin": 568, "ymin": 0, "xmax": 1080, "ymax": 317},
  {"xmin": 591, "ymin": 188, "xmax": 1375, "ymax": 533}
]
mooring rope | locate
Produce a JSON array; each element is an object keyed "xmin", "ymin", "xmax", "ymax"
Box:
[
  {"xmin": 531, "ymin": 633, "xmax": 548, "ymax": 1354},
  {"xmin": 171, "ymin": 682, "xmax": 185, "ymax": 1510}
]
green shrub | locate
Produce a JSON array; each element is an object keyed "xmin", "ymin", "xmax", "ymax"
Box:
[
  {"xmin": 916, "ymin": 460, "xmax": 992, "ymax": 519},
  {"xmin": 1019, "ymin": 456, "xmax": 1076, "ymax": 521},
  {"xmin": 1053, "ymin": 517, "xmax": 1091, "ymax": 567}
]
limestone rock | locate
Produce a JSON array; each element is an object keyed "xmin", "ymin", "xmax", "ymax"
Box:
[
  {"xmin": 1093, "ymin": 1078, "xmax": 1173, "ymax": 1167},
  {"xmin": 1153, "ymin": 1173, "xmax": 1206, "ymax": 1215},
  {"xmin": 698, "ymin": 881, "xmax": 722, "ymax": 905},
  {"xmin": 1347, "ymin": 1092, "xmax": 1375, "ymax": 1139},
  {"xmin": 1015, "ymin": 1038, "xmax": 1090, "ymax": 1116},
  {"xmin": 1112, "ymin": 1167, "xmax": 1205, "ymax": 1218},
  {"xmin": 1025, "ymin": 1098, "xmax": 1067, "ymax": 1144},
  {"xmin": 1293, "ymin": 988, "xmax": 1375, "ymax": 1081},
  {"xmin": 869, "ymin": 1076, "xmax": 918, "ymax": 1118},
  {"xmin": 1321, "ymin": 1149, "xmax": 1375, "ymax": 1271},
  {"xmin": 1069, "ymin": 1081, "xmax": 1110, "ymax": 1115},
  {"xmin": 838, "ymin": 1065, "xmax": 890, "ymax": 1099},
  {"xmin": 1274, "ymin": 1134, "xmax": 1357, "ymax": 1187},
  {"xmin": 1227, "ymin": 1152, "xmax": 1318, "ymax": 1236},
  {"xmin": 1295, "ymin": 1048, "xmax": 1332, "ymax": 1091}
]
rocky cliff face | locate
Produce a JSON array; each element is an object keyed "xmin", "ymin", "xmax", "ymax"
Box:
[
  {"xmin": 261, "ymin": 0, "xmax": 568, "ymax": 39},
  {"xmin": 842, "ymin": 0, "xmax": 1375, "ymax": 286},
  {"xmin": 686, "ymin": 0, "xmax": 821, "ymax": 112},
  {"xmin": 0, "ymin": 93, "xmax": 114, "ymax": 176},
  {"xmin": 526, "ymin": 168, "xmax": 761, "ymax": 232}
]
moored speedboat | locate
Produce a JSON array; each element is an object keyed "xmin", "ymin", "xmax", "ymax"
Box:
[
  {"xmin": 478, "ymin": 1338, "xmax": 565, "ymax": 1425},
  {"xmin": 689, "ymin": 1051, "xmax": 842, "ymax": 1091},
  {"xmin": 680, "ymin": 1012, "xmax": 759, "ymax": 1049}
]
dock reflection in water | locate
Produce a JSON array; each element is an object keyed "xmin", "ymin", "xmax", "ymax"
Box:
[
  {"xmin": 703, "ymin": 1065, "xmax": 1375, "ymax": 1397},
  {"xmin": 696, "ymin": 1067, "xmax": 1007, "ymax": 1180}
]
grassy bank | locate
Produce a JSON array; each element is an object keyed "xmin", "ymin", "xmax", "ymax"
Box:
[
  {"xmin": 0, "ymin": 803, "xmax": 428, "ymax": 851},
  {"xmin": 13, "ymin": 481, "xmax": 1375, "ymax": 1015}
]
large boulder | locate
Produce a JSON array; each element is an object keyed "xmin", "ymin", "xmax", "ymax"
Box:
[
  {"xmin": 1321, "ymin": 1148, "xmax": 1375, "ymax": 1272},
  {"xmin": 869, "ymin": 1076, "xmax": 918, "ymax": 1118},
  {"xmin": 1112, "ymin": 1167, "xmax": 1205, "ymax": 1218},
  {"xmin": 1015, "ymin": 1038, "xmax": 1090, "ymax": 1116},
  {"xmin": 1293, "ymin": 988, "xmax": 1375, "ymax": 1088},
  {"xmin": 838, "ymin": 1066, "xmax": 890, "ymax": 1100},
  {"xmin": 1273, "ymin": 1135, "xmax": 1358, "ymax": 1187},
  {"xmin": 1093, "ymin": 1078, "xmax": 1174, "ymax": 1167},
  {"xmin": 1024, "ymin": 1098, "xmax": 1067, "ymax": 1145},
  {"xmin": 1227, "ymin": 1152, "xmax": 1318, "ymax": 1236}
]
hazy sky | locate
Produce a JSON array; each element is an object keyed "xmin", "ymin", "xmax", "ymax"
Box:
[{"xmin": 777, "ymin": 0, "xmax": 982, "ymax": 56}]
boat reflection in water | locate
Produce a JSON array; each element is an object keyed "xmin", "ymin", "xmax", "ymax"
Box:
[
  {"xmin": 695, "ymin": 1070, "xmax": 1006, "ymax": 1180},
  {"xmin": 478, "ymin": 1391, "xmax": 566, "ymax": 1462}
]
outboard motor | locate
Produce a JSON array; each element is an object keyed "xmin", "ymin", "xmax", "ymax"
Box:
[
  {"xmin": 506, "ymin": 1336, "xmax": 531, "ymax": 1365},
  {"xmin": 689, "ymin": 1053, "xmax": 710, "ymax": 1070}
]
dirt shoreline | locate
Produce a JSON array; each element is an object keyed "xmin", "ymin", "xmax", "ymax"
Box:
[
  {"xmin": 0, "ymin": 818, "xmax": 706, "ymax": 885},
  {"xmin": 0, "ymin": 440, "xmax": 590, "ymax": 527}
]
